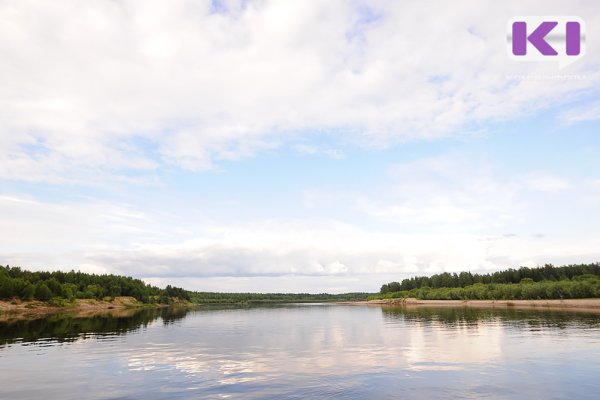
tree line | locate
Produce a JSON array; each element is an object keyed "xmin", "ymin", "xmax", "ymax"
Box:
[
  {"xmin": 379, "ymin": 263, "xmax": 600, "ymax": 294},
  {"xmin": 371, "ymin": 275, "xmax": 600, "ymax": 301},
  {"xmin": 0, "ymin": 265, "xmax": 190, "ymax": 304},
  {"xmin": 374, "ymin": 263, "xmax": 600, "ymax": 301},
  {"xmin": 189, "ymin": 291, "xmax": 370, "ymax": 304},
  {"xmin": 1, "ymin": 264, "xmax": 370, "ymax": 305}
]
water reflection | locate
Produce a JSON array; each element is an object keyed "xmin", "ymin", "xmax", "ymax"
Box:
[
  {"xmin": 382, "ymin": 305, "xmax": 600, "ymax": 330},
  {"xmin": 0, "ymin": 304, "xmax": 599, "ymax": 399},
  {"xmin": 0, "ymin": 306, "xmax": 190, "ymax": 346}
]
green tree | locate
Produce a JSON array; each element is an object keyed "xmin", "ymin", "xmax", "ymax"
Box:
[
  {"xmin": 34, "ymin": 283, "xmax": 53, "ymax": 301},
  {"xmin": 458, "ymin": 271, "xmax": 473, "ymax": 287},
  {"xmin": 46, "ymin": 278, "xmax": 62, "ymax": 297},
  {"xmin": 20, "ymin": 282, "xmax": 35, "ymax": 300}
]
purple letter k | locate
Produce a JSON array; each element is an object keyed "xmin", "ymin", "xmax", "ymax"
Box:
[{"xmin": 512, "ymin": 21, "xmax": 558, "ymax": 56}]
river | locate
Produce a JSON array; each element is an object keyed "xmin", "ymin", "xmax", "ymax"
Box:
[{"xmin": 1, "ymin": 304, "xmax": 599, "ymax": 399}]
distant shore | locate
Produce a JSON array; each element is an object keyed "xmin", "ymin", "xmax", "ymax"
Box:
[{"xmin": 341, "ymin": 298, "xmax": 600, "ymax": 313}]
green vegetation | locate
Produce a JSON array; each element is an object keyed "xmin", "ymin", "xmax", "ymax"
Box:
[
  {"xmin": 0, "ymin": 265, "xmax": 189, "ymax": 304},
  {"xmin": 1, "ymin": 265, "xmax": 370, "ymax": 305},
  {"xmin": 12, "ymin": 262, "xmax": 598, "ymax": 306},
  {"xmin": 372, "ymin": 263, "xmax": 600, "ymax": 301},
  {"xmin": 189, "ymin": 291, "xmax": 370, "ymax": 304}
]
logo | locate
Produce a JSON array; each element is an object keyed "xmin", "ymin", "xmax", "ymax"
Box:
[{"xmin": 507, "ymin": 16, "xmax": 585, "ymax": 69}]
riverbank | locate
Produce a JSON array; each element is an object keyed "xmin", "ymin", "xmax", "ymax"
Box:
[
  {"xmin": 0, "ymin": 297, "xmax": 175, "ymax": 321},
  {"xmin": 341, "ymin": 298, "xmax": 600, "ymax": 313}
]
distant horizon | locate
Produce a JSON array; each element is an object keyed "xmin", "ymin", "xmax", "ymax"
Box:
[{"xmin": 4, "ymin": 261, "xmax": 599, "ymax": 294}]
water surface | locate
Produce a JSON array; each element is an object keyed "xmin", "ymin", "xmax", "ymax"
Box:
[{"xmin": 1, "ymin": 304, "xmax": 599, "ymax": 399}]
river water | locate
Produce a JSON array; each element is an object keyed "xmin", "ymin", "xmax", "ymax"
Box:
[{"xmin": 1, "ymin": 304, "xmax": 599, "ymax": 399}]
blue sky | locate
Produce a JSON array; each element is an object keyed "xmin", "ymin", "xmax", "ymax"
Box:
[{"xmin": 1, "ymin": 0, "xmax": 599, "ymax": 292}]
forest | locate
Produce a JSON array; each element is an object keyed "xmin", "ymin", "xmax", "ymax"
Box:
[
  {"xmin": 0, "ymin": 265, "xmax": 189, "ymax": 304},
  {"xmin": 0, "ymin": 265, "xmax": 369, "ymax": 304},
  {"xmin": 189, "ymin": 291, "xmax": 370, "ymax": 304},
  {"xmin": 5, "ymin": 263, "xmax": 598, "ymax": 305},
  {"xmin": 373, "ymin": 263, "xmax": 600, "ymax": 300}
]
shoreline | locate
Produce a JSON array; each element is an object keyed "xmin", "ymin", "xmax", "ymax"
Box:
[
  {"xmin": 4, "ymin": 297, "xmax": 600, "ymax": 318},
  {"xmin": 0, "ymin": 297, "xmax": 171, "ymax": 321},
  {"xmin": 340, "ymin": 298, "xmax": 600, "ymax": 313}
]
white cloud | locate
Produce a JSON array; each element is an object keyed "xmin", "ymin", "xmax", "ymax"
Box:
[
  {"xmin": 354, "ymin": 156, "xmax": 522, "ymax": 229},
  {"xmin": 1, "ymin": 0, "xmax": 599, "ymax": 182},
  {"xmin": 521, "ymin": 172, "xmax": 571, "ymax": 192},
  {"xmin": 561, "ymin": 100, "xmax": 600, "ymax": 122}
]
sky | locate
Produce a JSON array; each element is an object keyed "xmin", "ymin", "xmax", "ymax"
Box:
[{"xmin": 1, "ymin": 0, "xmax": 600, "ymax": 293}]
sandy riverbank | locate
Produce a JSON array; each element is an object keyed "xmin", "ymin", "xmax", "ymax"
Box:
[
  {"xmin": 341, "ymin": 298, "xmax": 600, "ymax": 313},
  {"xmin": 0, "ymin": 297, "xmax": 167, "ymax": 321}
]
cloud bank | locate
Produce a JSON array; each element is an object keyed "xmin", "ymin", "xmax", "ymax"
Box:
[{"xmin": 1, "ymin": 0, "xmax": 598, "ymax": 182}]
